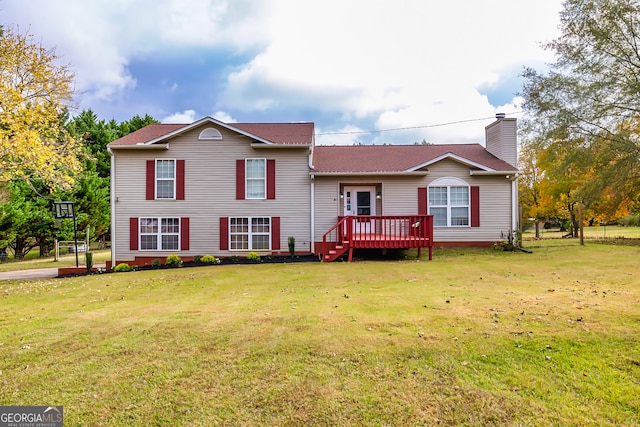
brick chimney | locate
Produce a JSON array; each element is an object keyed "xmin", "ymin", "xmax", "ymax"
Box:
[{"xmin": 485, "ymin": 114, "xmax": 517, "ymax": 168}]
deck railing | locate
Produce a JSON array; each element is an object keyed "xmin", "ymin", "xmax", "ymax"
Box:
[{"xmin": 321, "ymin": 215, "xmax": 433, "ymax": 261}]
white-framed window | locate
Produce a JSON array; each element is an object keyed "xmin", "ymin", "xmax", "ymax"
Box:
[
  {"xmin": 246, "ymin": 158, "xmax": 266, "ymax": 199},
  {"xmin": 140, "ymin": 217, "xmax": 180, "ymax": 250},
  {"xmin": 229, "ymin": 217, "xmax": 271, "ymax": 250},
  {"xmin": 428, "ymin": 178, "xmax": 470, "ymax": 227},
  {"xmin": 156, "ymin": 159, "xmax": 176, "ymax": 199}
]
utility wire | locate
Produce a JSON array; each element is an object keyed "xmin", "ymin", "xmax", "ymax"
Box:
[{"xmin": 315, "ymin": 111, "xmax": 523, "ymax": 136}]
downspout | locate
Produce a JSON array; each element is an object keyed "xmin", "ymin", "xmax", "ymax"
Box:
[
  {"xmin": 311, "ymin": 174, "xmax": 315, "ymax": 254},
  {"xmin": 309, "ymin": 146, "xmax": 315, "ymax": 255},
  {"xmin": 512, "ymin": 174, "xmax": 519, "ymax": 231},
  {"xmin": 108, "ymin": 147, "xmax": 116, "ymax": 267}
]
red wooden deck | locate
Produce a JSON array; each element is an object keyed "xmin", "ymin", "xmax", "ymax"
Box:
[{"xmin": 321, "ymin": 215, "xmax": 433, "ymax": 262}]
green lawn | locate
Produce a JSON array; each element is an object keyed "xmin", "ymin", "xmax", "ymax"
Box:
[{"xmin": 0, "ymin": 242, "xmax": 638, "ymax": 425}]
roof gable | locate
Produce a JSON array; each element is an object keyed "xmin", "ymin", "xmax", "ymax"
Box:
[{"xmin": 108, "ymin": 116, "xmax": 314, "ymax": 147}]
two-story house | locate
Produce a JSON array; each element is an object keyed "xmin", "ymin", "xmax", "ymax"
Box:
[{"xmin": 106, "ymin": 115, "xmax": 518, "ymax": 267}]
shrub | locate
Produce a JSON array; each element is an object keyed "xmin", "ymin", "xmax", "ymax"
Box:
[
  {"xmin": 113, "ymin": 263, "xmax": 132, "ymax": 272},
  {"xmin": 193, "ymin": 255, "xmax": 203, "ymax": 263},
  {"xmin": 494, "ymin": 229, "xmax": 521, "ymax": 251},
  {"xmin": 201, "ymin": 254, "xmax": 220, "ymax": 264},
  {"xmin": 85, "ymin": 252, "xmax": 93, "ymax": 273},
  {"xmin": 288, "ymin": 236, "xmax": 295, "ymax": 257},
  {"xmin": 165, "ymin": 254, "xmax": 183, "ymax": 267},
  {"xmin": 247, "ymin": 252, "xmax": 261, "ymax": 262},
  {"xmin": 151, "ymin": 259, "xmax": 162, "ymax": 267},
  {"xmin": 619, "ymin": 213, "xmax": 640, "ymax": 227}
]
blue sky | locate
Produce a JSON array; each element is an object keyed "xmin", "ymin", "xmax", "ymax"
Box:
[{"xmin": 1, "ymin": 0, "xmax": 562, "ymax": 145}]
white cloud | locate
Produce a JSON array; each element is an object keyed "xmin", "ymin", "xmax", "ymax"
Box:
[
  {"xmin": 316, "ymin": 125, "xmax": 368, "ymax": 146},
  {"xmin": 220, "ymin": 0, "xmax": 563, "ymax": 142},
  {"xmin": 161, "ymin": 109, "xmax": 198, "ymax": 124},
  {"xmin": 211, "ymin": 110, "xmax": 236, "ymax": 123}
]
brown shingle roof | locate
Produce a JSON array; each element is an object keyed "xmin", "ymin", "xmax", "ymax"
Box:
[
  {"xmin": 108, "ymin": 124, "xmax": 185, "ymax": 146},
  {"xmin": 232, "ymin": 123, "xmax": 314, "ymax": 145},
  {"xmin": 312, "ymin": 144, "xmax": 517, "ymax": 173},
  {"xmin": 108, "ymin": 121, "xmax": 314, "ymax": 146}
]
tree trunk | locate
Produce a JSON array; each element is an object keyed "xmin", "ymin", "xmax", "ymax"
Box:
[
  {"xmin": 568, "ymin": 205, "xmax": 579, "ymax": 238},
  {"xmin": 11, "ymin": 237, "xmax": 30, "ymax": 260},
  {"xmin": 37, "ymin": 234, "xmax": 52, "ymax": 257}
]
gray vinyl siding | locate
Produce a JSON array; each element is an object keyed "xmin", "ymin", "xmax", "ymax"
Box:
[
  {"xmin": 485, "ymin": 118, "xmax": 517, "ymax": 167},
  {"xmin": 313, "ymin": 158, "xmax": 513, "ymax": 244},
  {"xmin": 427, "ymin": 160, "xmax": 512, "ymax": 242},
  {"xmin": 112, "ymin": 124, "xmax": 311, "ymax": 261}
]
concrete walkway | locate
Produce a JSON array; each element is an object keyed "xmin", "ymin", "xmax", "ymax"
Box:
[
  {"xmin": 0, "ymin": 268, "xmax": 59, "ymax": 280},
  {"xmin": 0, "ymin": 264, "xmax": 107, "ymax": 281}
]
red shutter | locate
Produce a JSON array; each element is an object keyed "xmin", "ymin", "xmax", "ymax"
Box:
[
  {"xmin": 220, "ymin": 217, "xmax": 229, "ymax": 250},
  {"xmin": 176, "ymin": 160, "xmax": 185, "ymax": 200},
  {"xmin": 271, "ymin": 217, "xmax": 280, "ymax": 250},
  {"xmin": 236, "ymin": 160, "xmax": 245, "ymax": 200},
  {"xmin": 471, "ymin": 186, "xmax": 480, "ymax": 227},
  {"xmin": 418, "ymin": 187, "xmax": 428, "ymax": 215},
  {"xmin": 146, "ymin": 160, "xmax": 155, "ymax": 200},
  {"xmin": 267, "ymin": 159, "xmax": 276, "ymax": 200},
  {"xmin": 180, "ymin": 217, "xmax": 190, "ymax": 250},
  {"xmin": 130, "ymin": 217, "xmax": 139, "ymax": 250}
]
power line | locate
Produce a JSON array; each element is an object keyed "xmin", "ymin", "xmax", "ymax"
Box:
[{"xmin": 315, "ymin": 111, "xmax": 523, "ymax": 136}]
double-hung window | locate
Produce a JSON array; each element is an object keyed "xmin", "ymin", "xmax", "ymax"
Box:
[
  {"xmin": 229, "ymin": 217, "xmax": 271, "ymax": 250},
  {"xmin": 140, "ymin": 218, "xmax": 180, "ymax": 250},
  {"xmin": 246, "ymin": 159, "xmax": 266, "ymax": 199},
  {"xmin": 428, "ymin": 179, "xmax": 470, "ymax": 227},
  {"xmin": 156, "ymin": 159, "xmax": 175, "ymax": 199}
]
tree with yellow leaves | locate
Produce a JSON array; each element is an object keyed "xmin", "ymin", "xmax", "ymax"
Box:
[{"xmin": 0, "ymin": 26, "xmax": 82, "ymax": 190}]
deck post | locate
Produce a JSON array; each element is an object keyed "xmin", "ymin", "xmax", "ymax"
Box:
[{"xmin": 348, "ymin": 247, "xmax": 353, "ymax": 262}]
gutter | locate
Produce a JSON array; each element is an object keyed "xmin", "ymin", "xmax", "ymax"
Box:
[
  {"xmin": 250, "ymin": 143, "xmax": 311, "ymax": 149},
  {"xmin": 469, "ymin": 170, "xmax": 517, "ymax": 179},
  {"xmin": 108, "ymin": 144, "xmax": 169, "ymax": 150},
  {"xmin": 310, "ymin": 171, "xmax": 429, "ymax": 177}
]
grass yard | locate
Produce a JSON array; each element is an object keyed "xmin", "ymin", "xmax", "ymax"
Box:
[{"xmin": 0, "ymin": 242, "xmax": 638, "ymax": 426}]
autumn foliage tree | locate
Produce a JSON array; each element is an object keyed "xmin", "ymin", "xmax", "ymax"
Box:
[
  {"xmin": 0, "ymin": 26, "xmax": 82, "ymax": 190},
  {"xmin": 520, "ymin": 0, "xmax": 640, "ymax": 224},
  {"xmin": 518, "ymin": 142, "xmax": 561, "ymax": 238}
]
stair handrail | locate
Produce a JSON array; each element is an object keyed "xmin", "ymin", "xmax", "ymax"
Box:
[{"xmin": 321, "ymin": 216, "xmax": 350, "ymax": 260}]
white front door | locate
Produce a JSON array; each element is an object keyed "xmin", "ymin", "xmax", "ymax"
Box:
[{"xmin": 343, "ymin": 186, "xmax": 376, "ymax": 233}]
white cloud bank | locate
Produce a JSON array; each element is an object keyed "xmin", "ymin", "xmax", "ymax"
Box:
[{"xmin": 1, "ymin": 0, "xmax": 562, "ymax": 144}]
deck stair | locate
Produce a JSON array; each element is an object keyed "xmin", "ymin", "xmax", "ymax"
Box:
[
  {"xmin": 320, "ymin": 215, "xmax": 433, "ymax": 262},
  {"xmin": 324, "ymin": 242, "xmax": 349, "ymax": 262}
]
